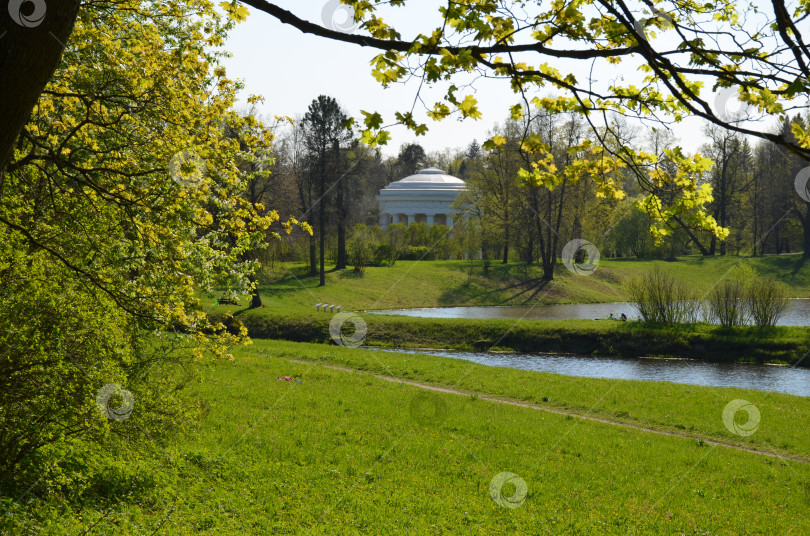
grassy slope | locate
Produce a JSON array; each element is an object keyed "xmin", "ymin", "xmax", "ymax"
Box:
[
  {"xmin": 208, "ymin": 255, "xmax": 810, "ymax": 314},
  {"xmin": 205, "ymin": 256, "xmax": 810, "ymax": 365},
  {"xmin": 257, "ymin": 340, "xmax": 810, "ymax": 459},
  {"xmin": 6, "ymin": 340, "xmax": 808, "ymax": 535}
]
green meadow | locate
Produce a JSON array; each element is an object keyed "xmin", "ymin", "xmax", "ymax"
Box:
[
  {"xmin": 216, "ymin": 255, "xmax": 810, "ymax": 314},
  {"xmin": 4, "ymin": 340, "xmax": 808, "ymax": 535}
]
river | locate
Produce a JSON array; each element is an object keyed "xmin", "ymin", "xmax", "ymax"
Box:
[
  {"xmin": 378, "ymin": 347, "xmax": 810, "ymax": 397},
  {"xmin": 371, "ymin": 299, "xmax": 810, "ymax": 326}
]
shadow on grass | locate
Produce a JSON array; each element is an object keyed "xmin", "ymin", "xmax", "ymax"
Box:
[{"xmin": 436, "ymin": 277, "xmax": 553, "ymax": 306}]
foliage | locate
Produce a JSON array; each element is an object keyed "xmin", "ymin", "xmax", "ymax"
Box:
[
  {"xmin": 0, "ymin": 0, "xmax": 300, "ymax": 481},
  {"xmin": 705, "ymin": 279, "xmax": 749, "ymax": 327},
  {"xmin": 747, "ymin": 278, "xmax": 791, "ymax": 327},
  {"xmin": 348, "ymin": 224, "xmax": 374, "ymax": 272},
  {"xmin": 628, "ymin": 267, "xmax": 699, "ymax": 323},
  {"xmin": 400, "ymin": 245, "xmax": 436, "ymax": 261},
  {"xmin": 383, "ymin": 223, "xmax": 409, "ymax": 264},
  {"xmin": 372, "ymin": 243, "xmax": 395, "ymax": 265}
]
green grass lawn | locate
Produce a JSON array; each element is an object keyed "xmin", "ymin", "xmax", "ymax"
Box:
[
  {"xmin": 208, "ymin": 255, "xmax": 810, "ymax": 316},
  {"xmin": 5, "ymin": 340, "xmax": 808, "ymax": 534}
]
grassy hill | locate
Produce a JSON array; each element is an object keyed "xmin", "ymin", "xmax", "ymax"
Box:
[
  {"xmin": 211, "ymin": 255, "xmax": 810, "ymax": 315},
  {"xmin": 6, "ymin": 340, "xmax": 808, "ymax": 534}
]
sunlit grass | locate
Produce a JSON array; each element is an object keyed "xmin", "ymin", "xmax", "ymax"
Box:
[
  {"xmin": 207, "ymin": 255, "xmax": 810, "ymax": 315},
  {"xmin": 5, "ymin": 340, "xmax": 808, "ymax": 534}
]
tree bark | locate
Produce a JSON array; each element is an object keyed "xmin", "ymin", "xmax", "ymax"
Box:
[
  {"xmin": 0, "ymin": 0, "xmax": 81, "ymax": 173},
  {"xmin": 318, "ymin": 157, "xmax": 326, "ymax": 287},
  {"xmin": 335, "ymin": 141, "xmax": 346, "ymax": 269},
  {"xmin": 309, "ymin": 235, "xmax": 317, "ymax": 275},
  {"xmin": 248, "ymin": 273, "xmax": 262, "ymax": 308}
]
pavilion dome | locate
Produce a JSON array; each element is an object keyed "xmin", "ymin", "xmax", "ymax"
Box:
[
  {"xmin": 376, "ymin": 168, "xmax": 466, "ymax": 229},
  {"xmin": 382, "ymin": 168, "xmax": 467, "ymax": 192}
]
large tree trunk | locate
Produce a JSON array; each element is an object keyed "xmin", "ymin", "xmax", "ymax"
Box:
[
  {"xmin": 318, "ymin": 151, "xmax": 326, "ymax": 286},
  {"xmin": 335, "ymin": 140, "xmax": 346, "ymax": 270},
  {"xmin": 1, "ymin": 0, "xmax": 81, "ymax": 173},
  {"xmin": 502, "ymin": 208, "xmax": 509, "ymax": 263},
  {"xmin": 248, "ymin": 273, "xmax": 262, "ymax": 308},
  {"xmin": 309, "ymin": 235, "xmax": 317, "ymax": 275},
  {"xmin": 336, "ymin": 184, "xmax": 346, "ymax": 269},
  {"xmin": 541, "ymin": 259, "xmax": 554, "ymax": 280},
  {"xmin": 796, "ymin": 207, "xmax": 810, "ymax": 258}
]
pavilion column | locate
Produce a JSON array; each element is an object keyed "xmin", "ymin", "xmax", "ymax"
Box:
[
  {"xmin": 379, "ymin": 213, "xmax": 388, "ymax": 229},
  {"xmin": 426, "ymin": 214, "xmax": 434, "ymax": 226},
  {"xmin": 406, "ymin": 213, "xmax": 416, "ymax": 226},
  {"xmin": 447, "ymin": 214, "xmax": 454, "ymax": 229}
]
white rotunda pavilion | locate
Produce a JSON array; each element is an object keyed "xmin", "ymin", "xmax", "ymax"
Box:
[{"xmin": 376, "ymin": 168, "xmax": 466, "ymax": 229}]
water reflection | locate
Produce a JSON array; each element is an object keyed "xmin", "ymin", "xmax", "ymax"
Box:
[
  {"xmin": 371, "ymin": 299, "xmax": 810, "ymax": 326},
  {"xmin": 376, "ymin": 348, "xmax": 810, "ymax": 397}
]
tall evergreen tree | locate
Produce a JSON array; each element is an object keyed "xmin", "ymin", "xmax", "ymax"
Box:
[{"xmin": 302, "ymin": 95, "xmax": 351, "ymax": 283}]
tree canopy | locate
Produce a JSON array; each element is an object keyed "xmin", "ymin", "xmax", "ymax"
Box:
[{"xmin": 0, "ymin": 0, "xmax": 304, "ymax": 482}]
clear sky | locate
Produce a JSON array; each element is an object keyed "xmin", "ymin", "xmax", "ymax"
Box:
[{"xmin": 220, "ymin": 1, "xmax": 768, "ymax": 159}]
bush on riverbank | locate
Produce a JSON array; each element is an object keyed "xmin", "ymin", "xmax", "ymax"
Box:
[
  {"xmin": 627, "ymin": 266, "xmax": 698, "ymax": 323},
  {"xmin": 629, "ymin": 266, "xmax": 791, "ymax": 327}
]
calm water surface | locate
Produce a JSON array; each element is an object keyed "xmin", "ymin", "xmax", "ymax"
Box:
[
  {"xmin": 372, "ymin": 299, "xmax": 810, "ymax": 326},
  {"xmin": 377, "ymin": 348, "xmax": 810, "ymax": 397}
]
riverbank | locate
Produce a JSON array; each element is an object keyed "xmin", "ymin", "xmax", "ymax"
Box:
[{"xmin": 231, "ymin": 308, "xmax": 810, "ymax": 367}]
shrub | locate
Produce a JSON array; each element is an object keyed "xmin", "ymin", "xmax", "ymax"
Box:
[
  {"xmin": 747, "ymin": 278, "xmax": 790, "ymax": 327},
  {"xmin": 705, "ymin": 280, "xmax": 748, "ymax": 327},
  {"xmin": 628, "ymin": 267, "xmax": 698, "ymax": 323},
  {"xmin": 400, "ymin": 246, "xmax": 436, "ymax": 260},
  {"xmin": 372, "ymin": 244, "xmax": 394, "ymax": 265},
  {"xmin": 348, "ymin": 225, "xmax": 375, "ymax": 273},
  {"xmin": 384, "ymin": 223, "xmax": 409, "ymax": 264}
]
